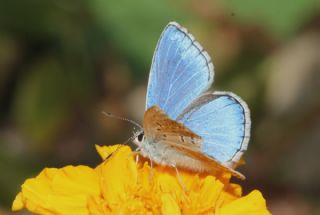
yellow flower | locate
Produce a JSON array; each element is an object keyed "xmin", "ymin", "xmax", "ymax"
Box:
[{"xmin": 12, "ymin": 145, "xmax": 271, "ymax": 215}]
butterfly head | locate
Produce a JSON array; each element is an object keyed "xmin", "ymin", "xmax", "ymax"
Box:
[{"xmin": 133, "ymin": 130, "xmax": 145, "ymax": 146}]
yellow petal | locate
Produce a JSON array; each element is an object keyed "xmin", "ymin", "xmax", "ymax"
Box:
[
  {"xmin": 51, "ymin": 165, "xmax": 100, "ymax": 196},
  {"xmin": 218, "ymin": 190, "xmax": 271, "ymax": 215},
  {"xmin": 45, "ymin": 194, "xmax": 89, "ymax": 215},
  {"xmin": 186, "ymin": 176, "xmax": 224, "ymax": 214},
  {"xmin": 200, "ymin": 176, "xmax": 223, "ymax": 204},
  {"xmin": 138, "ymin": 162, "xmax": 153, "ymax": 192},
  {"xmin": 95, "ymin": 144, "xmax": 122, "ymax": 160},
  {"xmin": 14, "ymin": 166, "xmax": 100, "ymax": 214},
  {"xmin": 97, "ymin": 145, "xmax": 138, "ymax": 206},
  {"xmin": 155, "ymin": 172, "xmax": 182, "ymax": 195},
  {"xmin": 223, "ymin": 183, "xmax": 242, "ymax": 204},
  {"xmin": 161, "ymin": 193, "xmax": 181, "ymax": 215},
  {"xmin": 12, "ymin": 192, "xmax": 24, "ymax": 211},
  {"xmin": 88, "ymin": 196, "xmax": 111, "ymax": 215},
  {"xmin": 19, "ymin": 168, "xmax": 58, "ymax": 212}
]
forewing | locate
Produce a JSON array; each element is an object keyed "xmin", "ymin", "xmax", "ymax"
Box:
[
  {"xmin": 143, "ymin": 106, "xmax": 202, "ymax": 151},
  {"xmin": 146, "ymin": 22, "xmax": 214, "ymax": 119},
  {"xmin": 177, "ymin": 92, "xmax": 251, "ymax": 167}
]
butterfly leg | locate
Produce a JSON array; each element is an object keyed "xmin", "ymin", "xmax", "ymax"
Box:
[
  {"xmin": 134, "ymin": 147, "xmax": 142, "ymax": 164},
  {"xmin": 127, "ymin": 147, "xmax": 141, "ymax": 164},
  {"xmin": 135, "ymin": 153, "xmax": 139, "ymax": 164},
  {"xmin": 171, "ymin": 164, "xmax": 188, "ymax": 193}
]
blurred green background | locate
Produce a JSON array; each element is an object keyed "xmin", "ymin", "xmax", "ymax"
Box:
[{"xmin": 0, "ymin": 0, "xmax": 319, "ymax": 214}]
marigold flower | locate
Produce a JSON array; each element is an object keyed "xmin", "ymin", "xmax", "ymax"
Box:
[{"xmin": 12, "ymin": 145, "xmax": 271, "ymax": 215}]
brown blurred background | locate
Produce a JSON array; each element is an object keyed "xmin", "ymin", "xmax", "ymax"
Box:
[{"xmin": 0, "ymin": 0, "xmax": 319, "ymax": 214}]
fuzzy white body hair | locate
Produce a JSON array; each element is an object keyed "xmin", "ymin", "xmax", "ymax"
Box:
[{"xmin": 134, "ymin": 138, "xmax": 213, "ymax": 173}]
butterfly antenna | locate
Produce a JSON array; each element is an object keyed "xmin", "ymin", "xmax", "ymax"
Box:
[{"xmin": 102, "ymin": 111, "xmax": 143, "ymax": 130}]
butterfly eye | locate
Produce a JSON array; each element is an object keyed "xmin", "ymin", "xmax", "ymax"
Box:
[{"xmin": 137, "ymin": 132, "xmax": 144, "ymax": 142}]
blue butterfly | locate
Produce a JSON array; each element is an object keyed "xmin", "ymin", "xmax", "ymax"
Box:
[{"xmin": 133, "ymin": 22, "xmax": 251, "ymax": 179}]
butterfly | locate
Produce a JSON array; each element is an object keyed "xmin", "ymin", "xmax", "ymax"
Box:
[{"xmin": 133, "ymin": 22, "xmax": 251, "ymax": 179}]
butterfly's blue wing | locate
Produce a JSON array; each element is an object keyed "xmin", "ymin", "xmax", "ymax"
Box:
[
  {"xmin": 177, "ymin": 92, "xmax": 251, "ymax": 167},
  {"xmin": 146, "ymin": 22, "xmax": 214, "ymax": 119}
]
